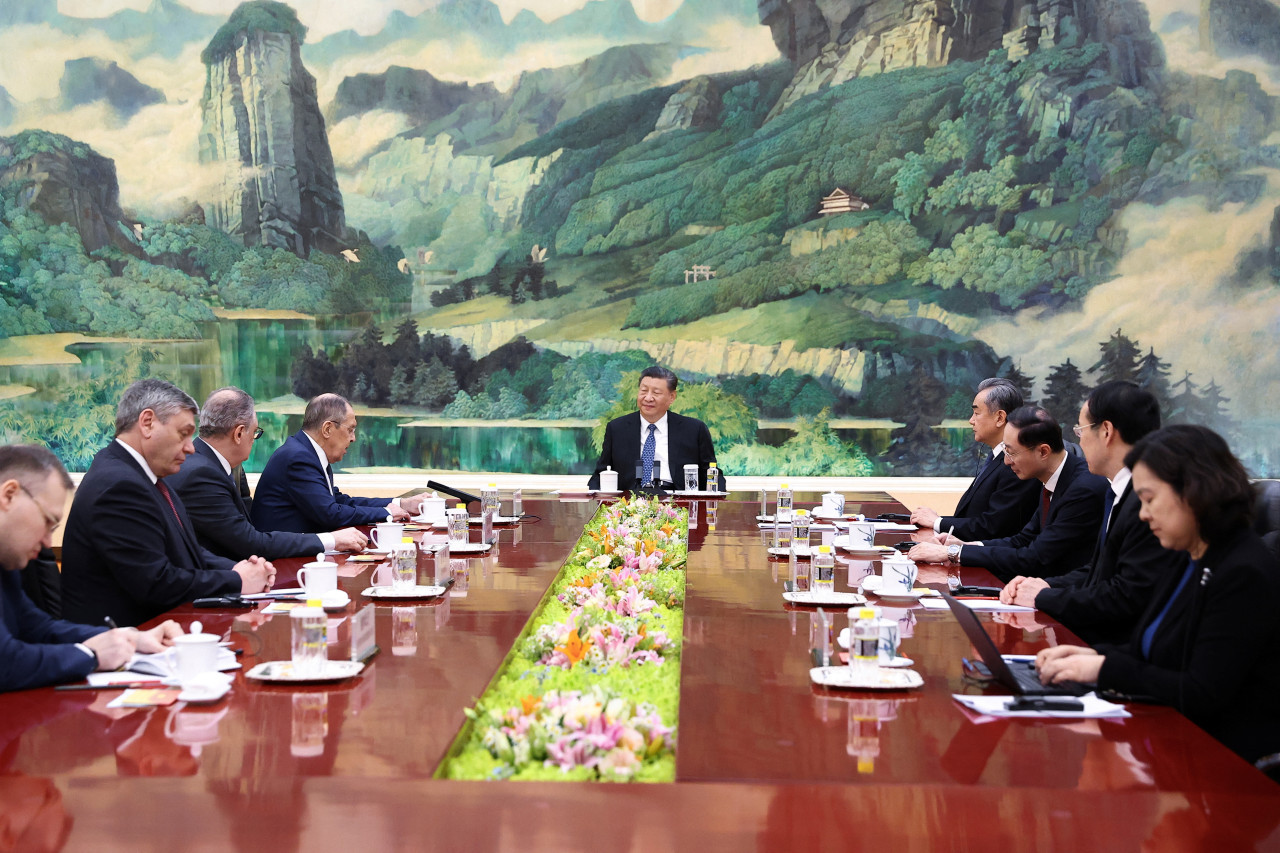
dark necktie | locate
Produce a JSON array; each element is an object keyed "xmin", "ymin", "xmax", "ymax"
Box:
[
  {"xmin": 156, "ymin": 480, "xmax": 183, "ymax": 529},
  {"xmin": 1097, "ymin": 488, "xmax": 1117, "ymax": 547},
  {"xmin": 641, "ymin": 424, "xmax": 657, "ymax": 484},
  {"xmin": 1040, "ymin": 486, "xmax": 1051, "ymax": 526},
  {"xmin": 325, "ymin": 464, "xmax": 337, "ymax": 495}
]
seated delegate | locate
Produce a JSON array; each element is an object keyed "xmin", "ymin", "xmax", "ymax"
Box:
[
  {"xmin": 0, "ymin": 444, "xmax": 179, "ymax": 692},
  {"xmin": 1036, "ymin": 425, "xmax": 1280, "ymax": 764},
  {"xmin": 251, "ymin": 393, "xmax": 424, "ymax": 534},
  {"xmin": 588, "ymin": 366, "xmax": 723, "ymax": 491}
]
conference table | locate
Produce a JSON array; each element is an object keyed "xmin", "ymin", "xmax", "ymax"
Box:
[{"xmin": 3, "ymin": 492, "xmax": 1278, "ymax": 852}]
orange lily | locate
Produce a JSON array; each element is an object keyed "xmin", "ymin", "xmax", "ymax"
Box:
[
  {"xmin": 520, "ymin": 695, "xmax": 541, "ymax": 715},
  {"xmin": 554, "ymin": 629, "xmax": 591, "ymax": 666}
]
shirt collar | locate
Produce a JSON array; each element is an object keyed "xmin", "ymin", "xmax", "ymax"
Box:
[
  {"xmin": 1043, "ymin": 453, "xmax": 1069, "ymax": 494},
  {"xmin": 115, "ymin": 438, "xmax": 158, "ymax": 485},
  {"xmin": 1110, "ymin": 465, "xmax": 1132, "ymax": 498},
  {"xmin": 303, "ymin": 431, "xmax": 330, "ymax": 471},
  {"xmin": 642, "ymin": 413, "xmax": 669, "ymax": 435},
  {"xmin": 992, "ymin": 441, "xmax": 1005, "ymax": 459},
  {"xmin": 200, "ymin": 438, "xmax": 233, "ymax": 477}
]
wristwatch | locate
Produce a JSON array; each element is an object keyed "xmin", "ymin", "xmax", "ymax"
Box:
[{"xmin": 947, "ymin": 544, "xmax": 962, "ymax": 564}]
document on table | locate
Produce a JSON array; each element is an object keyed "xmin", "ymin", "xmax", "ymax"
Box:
[
  {"xmin": 952, "ymin": 692, "xmax": 1130, "ymax": 719},
  {"xmin": 919, "ymin": 598, "xmax": 1035, "ymax": 612}
]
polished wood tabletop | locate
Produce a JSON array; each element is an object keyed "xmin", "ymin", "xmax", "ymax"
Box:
[{"xmin": 2, "ymin": 494, "xmax": 1277, "ymax": 852}]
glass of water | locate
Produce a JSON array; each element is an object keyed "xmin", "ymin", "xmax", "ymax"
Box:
[
  {"xmin": 684, "ymin": 464, "xmax": 699, "ymax": 492},
  {"xmin": 447, "ymin": 508, "xmax": 469, "ymax": 544}
]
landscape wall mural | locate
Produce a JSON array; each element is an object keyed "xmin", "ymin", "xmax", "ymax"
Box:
[{"xmin": 1, "ymin": 0, "xmax": 1278, "ymax": 478}]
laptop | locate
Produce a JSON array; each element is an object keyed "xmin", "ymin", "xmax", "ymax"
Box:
[{"xmin": 941, "ymin": 592, "xmax": 1092, "ymax": 697}]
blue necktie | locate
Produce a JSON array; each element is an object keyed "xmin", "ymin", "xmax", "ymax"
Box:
[
  {"xmin": 1097, "ymin": 488, "xmax": 1117, "ymax": 548},
  {"xmin": 641, "ymin": 423, "xmax": 656, "ymax": 484}
]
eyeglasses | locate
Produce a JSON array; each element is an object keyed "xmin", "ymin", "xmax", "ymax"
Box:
[
  {"xmin": 18, "ymin": 483, "xmax": 61, "ymax": 535},
  {"xmin": 251, "ymin": 427, "xmax": 265, "ymax": 441},
  {"xmin": 1072, "ymin": 422, "xmax": 1101, "ymax": 438}
]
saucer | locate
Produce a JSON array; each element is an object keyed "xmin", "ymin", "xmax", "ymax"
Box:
[
  {"xmin": 245, "ymin": 660, "xmax": 364, "ymax": 683},
  {"xmin": 783, "ymin": 590, "xmax": 868, "ymax": 607},
  {"xmin": 768, "ymin": 546, "xmax": 810, "ymax": 558},
  {"xmin": 177, "ymin": 672, "xmax": 233, "ymax": 703},
  {"xmin": 360, "ymin": 585, "xmax": 448, "ymax": 599},
  {"xmin": 320, "ymin": 590, "xmax": 350, "ymax": 611},
  {"xmin": 809, "ymin": 666, "xmax": 924, "ymax": 690}
]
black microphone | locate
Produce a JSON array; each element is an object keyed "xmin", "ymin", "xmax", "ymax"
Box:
[{"xmin": 427, "ymin": 480, "xmax": 482, "ymax": 508}]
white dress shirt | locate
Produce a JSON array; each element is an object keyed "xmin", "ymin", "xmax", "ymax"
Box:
[{"xmin": 638, "ymin": 413, "xmax": 671, "ymax": 482}]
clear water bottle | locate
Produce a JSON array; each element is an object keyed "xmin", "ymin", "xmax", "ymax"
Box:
[
  {"xmin": 774, "ymin": 517, "xmax": 792, "ymax": 550},
  {"xmin": 291, "ymin": 599, "xmax": 327, "ymax": 678},
  {"xmin": 777, "ymin": 483, "xmax": 793, "ymax": 521},
  {"xmin": 792, "ymin": 509, "xmax": 811, "ymax": 553},
  {"xmin": 812, "ymin": 544, "xmax": 835, "ymax": 593},
  {"xmin": 706, "ymin": 462, "xmax": 720, "ymax": 492},
  {"xmin": 481, "ymin": 483, "xmax": 500, "ymax": 518},
  {"xmin": 850, "ymin": 607, "xmax": 879, "ymax": 674}
]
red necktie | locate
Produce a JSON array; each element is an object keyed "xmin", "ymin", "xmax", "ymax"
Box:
[
  {"xmin": 156, "ymin": 480, "xmax": 183, "ymax": 529},
  {"xmin": 1040, "ymin": 487, "xmax": 1051, "ymax": 525}
]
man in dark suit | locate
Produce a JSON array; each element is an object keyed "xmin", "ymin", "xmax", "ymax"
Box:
[
  {"xmin": 167, "ymin": 387, "xmax": 369, "ymax": 561},
  {"xmin": 911, "ymin": 378, "xmax": 1041, "ymax": 541},
  {"xmin": 1001, "ymin": 382, "xmax": 1185, "ymax": 644},
  {"xmin": 61, "ymin": 380, "xmax": 275, "ymax": 627},
  {"xmin": 251, "ymin": 394, "xmax": 425, "ymax": 534},
  {"xmin": 0, "ymin": 445, "xmax": 180, "ymax": 692},
  {"xmin": 587, "ymin": 366, "xmax": 722, "ymax": 491},
  {"xmin": 910, "ymin": 406, "xmax": 1108, "ymax": 581}
]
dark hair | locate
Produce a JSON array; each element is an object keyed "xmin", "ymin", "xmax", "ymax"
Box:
[
  {"xmin": 1007, "ymin": 405, "xmax": 1064, "ymax": 453},
  {"xmin": 1125, "ymin": 425, "xmax": 1253, "ymax": 545},
  {"xmin": 639, "ymin": 366, "xmax": 678, "ymax": 393},
  {"xmin": 115, "ymin": 379, "xmax": 197, "ymax": 436},
  {"xmin": 977, "ymin": 377, "xmax": 1022, "ymax": 416},
  {"xmin": 302, "ymin": 393, "xmax": 352, "ymax": 432},
  {"xmin": 0, "ymin": 445, "xmax": 73, "ymax": 491},
  {"xmin": 199, "ymin": 387, "xmax": 255, "ymax": 438},
  {"xmin": 1086, "ymin": 380, "xmax": 1160, "ymax": 445}
]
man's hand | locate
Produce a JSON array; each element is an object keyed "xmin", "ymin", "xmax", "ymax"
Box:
[
  {"xmin": 386, "ymin": 503, "xmax": 411, "ymax": 521},
  {"xmin": 84, "ymin": 629, "xmax": 138, "ymax": 671},
  {"xmin": 910, "ymin": 507, "xmax": 940, "ymax": 528},
  {"xmin": 400, "ymin": 495, "xmax": 425, "ymax": 516},
  {"xmin": 1035, "ymin": 645, "xmax": 1103, "ymax": 684},
  {"xmin": 1002, "ymin": 577, "xmax": 1049, "ymax": 607},
  {"xmin": 331, "ymin": 527, "xmax": 369, "ymax": 552},
  {"xmin": 134, "ymin": 620, "xmax": 182, "ymax": 653},
  {"xmin": 908, "ymin": 542, "xmax": 950, "ymax": 564},
  {"xmin": 233, "ymin": 555, "xmax": 275, "ymax": 593}
]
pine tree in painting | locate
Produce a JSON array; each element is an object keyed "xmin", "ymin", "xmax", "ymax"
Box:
[
  {"xmin": 1089, "ymin": 329, "xmax": 1141, "ymax": 383},
  {"xmin": 1042, "ymin": 359, "xmax": 1089, "ymax": 426}
]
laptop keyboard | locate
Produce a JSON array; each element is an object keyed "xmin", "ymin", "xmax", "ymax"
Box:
[{"xmin": 1008, "ymin": 659, "xmax": 1091, "ymax": 696}]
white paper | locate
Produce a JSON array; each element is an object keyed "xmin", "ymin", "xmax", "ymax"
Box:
[
  {"xmin": 951, "ymin": 692, "xmax": 1130, "ymax": 719},
  {"xmin": 918, "ymin": 598, "xmax": 1034, "ymax": 612}
]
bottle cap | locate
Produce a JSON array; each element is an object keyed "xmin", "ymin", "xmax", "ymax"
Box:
[
  {"xmin": 781, "ymin": 483, "xmax": 790, "ymax": 488},
  {"xmin": 402, "ymin": 536, "xmax": 413, "ymax": 543},
  {"xmin": 306, "ymin": 599, "xmax": 322, "ymax": 609},
  {"xmin": 857, "ymin": 607, "xmax": 876, "ymax": 619},
  {"xmin": 818, "ymin": 545, "xmax": 831, "ymax": 553},
  {"xmin": 794, "ymin": 509, "xmax": 808, "ymax": 516}
]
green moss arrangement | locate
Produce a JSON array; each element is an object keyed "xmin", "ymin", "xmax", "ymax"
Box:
[{"xmin": 201, "ymin": 0, "xmax": 307, "ymax": 65}]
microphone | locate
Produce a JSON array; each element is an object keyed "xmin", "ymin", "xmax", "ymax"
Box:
[{"xmin": 426, "ymin": 480, "xmax": 482, "ymax": 508}]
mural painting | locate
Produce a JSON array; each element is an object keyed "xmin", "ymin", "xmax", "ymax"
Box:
[{"xmin": 0, "ymin": 0, "xmax": 1277, "ymax": 477}]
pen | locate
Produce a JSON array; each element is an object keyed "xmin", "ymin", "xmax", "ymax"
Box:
[
  {"xmin": 104, "ymin": 616, "xmax": 119, "ymax": 630},
  {"xmin": 55, "ymin": 682, "xmax": 170, "ymax": 691}
]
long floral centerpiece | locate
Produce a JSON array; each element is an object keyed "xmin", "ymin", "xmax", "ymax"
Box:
[{"xmin": 440, "ymin": 496, "xmax": 688, "ymax": 782}]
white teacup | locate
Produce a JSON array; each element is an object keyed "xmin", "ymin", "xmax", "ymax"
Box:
[
  {"xmin": 881, "ymin": 556, "xmax": 918, "ymax": 595},
  {"xmin": 416, "ymin": 496, "xmax": 447, "ymax": 523},
  {"xmin": 598, "ymin": 468, "xmax": 619, "ymax": 492},
  {"xmin": 876, "ymin": 618, "xmax": 901, "ymax": 664},
  {"xmin": 822, "ymin": 491, "xmax": 845, "ymax": 514},
  {"xmin": 845, "ymin": 521, "xmax": 876, "ymax": 549},
  {"xmin": 173, "ymin": 632, "xmax": 220, "ymax": 682},
  {"xmin": 370, "ymin": 522, "xmax": 404, "ymax": 551},
  {"xmin": 296, "ymin": 560, "xmax": 338, "ymax": 597}
]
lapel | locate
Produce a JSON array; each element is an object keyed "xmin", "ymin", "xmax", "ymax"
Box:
[
  {"xmin": 195, "ymin": 438, "xmax": 248, "ymax": 517},
  {"xmin": 957, "ymin": 448, "xmax": 1001, "ymax": 514},
  {"xmin": 1045, "ymin": 453, "xmax": 1079, "ymax": 524},
  {"xmin": 1087, "ymin": 481, "xmax": 1132, "ymax": 576}
]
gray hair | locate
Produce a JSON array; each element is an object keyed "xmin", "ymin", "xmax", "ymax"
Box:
[
  {"xmin": 0, "ymin": 444, "xmax": 74, "ymax": 490},
  {"xmin": 302, "ymin": 393, "xmax": 352, "ymax": 432},
  {"xmin": 977, "ymin": 377, "xmax": 1023, "ymax": 417},
  {"xmin": 199, "ymin": 387, "xmax": 255, "ymax": 438},
  {"xmin": 639, "ymin": 366, "xmax": 678, "ymax": 393},
  {"xmin": 115, "ymin": 379, "xmax": 198, "ymax": 436}
]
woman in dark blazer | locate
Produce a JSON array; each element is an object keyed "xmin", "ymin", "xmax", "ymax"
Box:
[{"xmin": 1037, "ymin": 425, "xmax": 1280, "ymax": 764}]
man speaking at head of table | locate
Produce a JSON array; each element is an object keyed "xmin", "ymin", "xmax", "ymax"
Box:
[
  {"xmin": 587, "ymin": 366, "xmax": 723, "ymax": 492},
  {"xmin": 251, "ymin": 393, "xmax": 424, "ymax": 534},
  {"xmin": 910, "ymin": 405, "xmax": 1108, "ymax": 581},
  {"xmin": 61, "ymin": 380, "xmax": 275, "ymax": 628},
  {"xmin": 166, "ymin": 387, "xmax": 369, "ymax": 560}
]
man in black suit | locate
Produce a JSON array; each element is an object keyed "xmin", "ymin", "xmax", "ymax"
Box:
[
  {"xmin": 910, "ymin": 378, "xmax": 1041, "ymax": 541},
  {"xmin": 0, "ymin": 445, "xmax": 180, "ymax": 692},
  {"xmin": 1001, "ymin": 382, "xmax": 1185, "ymax": 644},
  {"xmin": 167, "ymin": 387, "xmax": 369, "ymax": 561},
  {"xmin": 587, "ymin": 366, "xmax": 722, "ymax": 491},
  {"xmin": 61, "ymin": 380, "xmax": 275, "ymax": 627},
  {"xmin": 910, "ymin": 406, "xmax": 1108, "ymax": 581},
  {"xmin": 250, "ymin": 394, "xmax": 425, "ymax": 534}
]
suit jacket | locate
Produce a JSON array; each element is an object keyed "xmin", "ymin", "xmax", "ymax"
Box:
[
  {"xmin": 20, "ymin": 548, "xmax": 63, "ymax": 619},
  {"xmin": 61, "ymin": 441, "xmax": 241, "ymax": 627},
  {"xmin": 958, "ymin": 452, "xmax": 1108, "ymax": 581},
  {"xmin": 250, "ymin": 431, "xmax": 390, "ymax": 533},
  {"xmin": 167, "ymin": 438, "xmax": 324, "ymax": 561},
  {"xmin": 1097, "ymin": 530, "xmax": 1280, "ymax": 764},
  {"xmin": 1035, "ymin": 480, "xmax": 1187, "ymax": 645},
  {"xmin": 588, "ymin": 411, "xmax": 722, "ymax": 491},
  {"xmin": 1, "ymin": 569, "xmax": 103, "ymax": 692},
  {"xmin": 940, "ymin": 449, "xmax": 1041, "ymax": 540}
]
